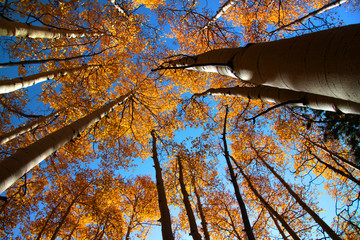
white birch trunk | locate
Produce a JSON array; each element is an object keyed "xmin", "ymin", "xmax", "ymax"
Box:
[
  {"xmin": 0, "ymin": 93, "xmax": 130, "ymax": 194},
  {"xmin": 168, "ymin": 24, "xmax": 360, "ymax": 104},
  {"xmin": 203, "ymin": 0, "xmax": 240, "ymax": 30},
  {"xmin": 0, "ymin": 18, "xmax": 93, "ymax": 38},
  {"xmin": 193, "ymin": 86, "xmax": 360, "ymax": 114},
  {"xmin": 0, "ymin": 65, "xmax": 91, "ymax": 94},
  {"xmin": 0, "ymin": 110, "xmax": 61, "ymax": 145}
]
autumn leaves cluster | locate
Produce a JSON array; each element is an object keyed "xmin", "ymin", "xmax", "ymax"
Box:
[{"xmin": 0, "ymin": 0, "xmax": 359, "ymax": 239}]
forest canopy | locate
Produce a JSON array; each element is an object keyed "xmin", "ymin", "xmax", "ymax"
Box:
[{"xmin": 0, "ymin": 0, "xmax": 359, "ymax": 239}]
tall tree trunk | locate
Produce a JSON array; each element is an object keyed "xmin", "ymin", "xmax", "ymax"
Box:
[
  {"xmin": 164, "ymin": 24, "xmax": 360, "ymax": 104},
  {"xmin": 232, "ymin": 155, "xmax": 301, "ymax": 240},
  {"xmin": 253, "ymin": 149, "xmax": 341, "ymax": 240},
  {"xmin": 0, "ymin": 18, "xmax": 93, "ymax": 38},
  {"xmin": 50, "ymin": 183, "xmax": 90, "ymax": 240},
  {"xmin": 0, "ymin": 65, "xmax": 92, "ymax": 94},
  {"xmin": 193, "ymin": 85, "xmax": 360, "ymax": 114},
  {"xmin": 36, "ymin": 196, "xmax": 65, "ymax": 240},
  {"xmin": 191, "ymin": 175, "xmax": 210, "ymax": 240},
  {"xmin": 222, "ymin": 106, "xmax": 255, "ymax": 240},
  {"xmin": 0, "ymin": 45, "xmax": 114, "ymax": 68},
  {"xmin": 177, "ymin": 156, "xmax": 202, "ymax": 240},
  {"xmin": 272, "ymin": 0, "xmax": 348, "ymax": 33},
  {"xmin": 268, "ymin": 211, "xmax": 289, "ymax": 240},
  {"xmin": 0, "ymin": 110, "xmax": 61, "ymax": 145},
  {"xmin": 302, "ymin": 135, "xmax": 360, "ymax": 171},
  {"xmin": 202, "ymin": 0, "xmax": 240, "ymax": 29},
  {"xmin": 0, "ymin": 93, "xmax": 130, "ymax": 194},
  {"xmin": 310, "ymin": 151, "xmax": 360, "ymax": 185},
  {"xmin": 109, "ymin": 0, "xmax": 129, "ymax": 18},
  {"xmin": 151, "ymin": 130, "xmax": 175, "ymax": 240},
  {"xmin": 0, "ymin": 98, "xmax": 43, "ymax": 118}
]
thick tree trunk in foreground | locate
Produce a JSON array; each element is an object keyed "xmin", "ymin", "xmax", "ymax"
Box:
[
  {"xmin": 254, "ymin": 151, "xmax": 341, "ymax": 240},
  {"xmin": 0, "ymin": 110, "xmax": 60, "ymax": 145},
  {"xmin": 151, "ymin": 130, "xmax": 175, "ymax": 240},
  {"xmin": 177, "ymin": 157, "xmax": 202, "ymax": 240},
  {"xmin": 0, "ymin": 18, "xmax": 93, "ymax": 38},
  {"xmin": 193, "ymin": 85, "xmax": 360, "ymax": 115},
  {"xmin": 232, "ymin": 155, "xmax": 301, "ymax": 240},
  {"xmin": 0, "ymin": 65, "xmax": 91, "ymax": 94},
  {"xmin": 222, "ymin": 107, "xmax": 255, "ymax": 240},
  {"xmin": 166, "ymin": 24, "xmax": 360, "ymax": 104},
  {"xmin": 0, "ymin": 93, "xmax": 130, "ymax": 194}
]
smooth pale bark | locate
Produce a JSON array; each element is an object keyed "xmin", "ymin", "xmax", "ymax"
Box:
[
  {"xmin": 0, "ymin": 18, "xmax": 92, "ymax": 38},
  {"xmin": 151, "ymin": 130, "xmax": 175, "ymax": 240},
  {"xmin": 0, "ymin": 110, "xmax": 60, "ymax": 145},
  {"xmin": 0, "ymin": 45, "xmax": 113, "ymax": 68},
  {"xmin": 0, "ymin": 66, "xmax": 91, "ymax": 94},
  {"xmin": 177, "ymin": 157, "xmax": 202, "ymax": 240},
  {"xmin": 202, "ymin": 0, "xmax": 240, "ymax": 29},
  {"xmin": 254, "ymin": 152, "xmax": 341, "ymax": 240},
  {"xmin": 272, "ymin": 0, "xmax": 348, "ymax": 33},
  {"xmin": 109, "ymin": 0, "xmax": 129, "ymax": 18},
  {"xmin": 0, "ymin": 93, "xmax": 130, "ymax": 194},
  {"xmin": 222, "ymin": 107, "xmax": 255, "ymax": 240},
  {"xmin": 166, "ymin": 24, "xmax": 360, "ymax": 104},
  {"xmin": 193, "ymin": 86, "xmax": 360, "ymax": 115},
  {"xmin": 232, "ymin": 155, "xmax": 301, "ymax": 240}
]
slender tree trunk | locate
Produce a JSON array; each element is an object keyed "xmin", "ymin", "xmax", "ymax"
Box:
[
  {"xmin": 303, "ymin": 135, "xmax": 360, "ymax": 171},
  {"xmin": 253, "ymin": 150, "xmax": 341, "ymax": 240},
  {"xmin": 0, "ymin": 65, "xmax": 91, "ymax": 94},
  {"xmin": 0, "ymin": 99, "xmax": 43, "ymax": 118},
  {"xmin": 0, "ymin": 110, "xmax": 60, "ymax": 145},
  {"xmin": 109, "ymin": 0, "xmax": 129, "ymax": 18},
  {"xmin": 151, "ymin": 130, "xmax": 175, "ymax": 240},
  {"xmin": 268, "ymin": 211, "xmax": 289, "ymax": 240},
  {"xmin": 222, "ymin": 106, "xmax": 255, "ymax": 240},
  {"xmin": 67, "ymin": 217, "xmax": 80, "ymax": 240},
  {"xmin": 177, "ymin": 156, "xmax": 202, "ymax": 240},
  {"xmin": 0, "ymin": 45, "xmax": 113, "ymax": 68},
  {"xmin": 36, "ymin": 196, "xmax": 65, "ymax": 240},
  {"xmin": 202, "ymin": 0, "xmax": 240, "ymax": 29},
  {"xmin": 310, "ymin": 152, "xmax": 360, "ymax": 185},
  {"xmin": 0, "ymin": 18, "xmax": 93, "ymax": 38},
  {"xmin": 193, "ymin": 85, "xmax": 360, "ymax": 114},
  {"xmin": 0, "ymin": 93, "xmax": 130, "ymax": 194},
  {"xmin": 191, "ymin": 175, "xmax": 210, "ymax": 240},
  {"xmin": 50, "ymin": 183, "xmax": 90, "ymax": 240},
  {"xmin": 272, "ymin": 0, "xmax": 348, "ymax": 33},
  {"xmin": 232, "ymin": 155, "xmax": 301, "ymax": 240},
  {"xmin": 164, "ymin": 24, "xmax": 360, "ymax": 104}
]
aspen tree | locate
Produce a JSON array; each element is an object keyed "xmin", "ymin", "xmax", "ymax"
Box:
[
  {"xmin": 163, "ymin": 24, "xmax": 360, "ymax": 104},
  {"xmin": 0, "ymin": 93, "xmax": 130, "ymax": 193},
  {"xmin": 0, "ymin": 18, "xmax": 94, "ymax": 38}
]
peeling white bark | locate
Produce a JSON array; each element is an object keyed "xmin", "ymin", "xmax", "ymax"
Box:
[
  {"xmin": 0, "ymin": 93, "xmax": 130, "ymax": 194},
  {"xmin": 169, "ymin": 24, "xmax": 360, "ymax": 104}
]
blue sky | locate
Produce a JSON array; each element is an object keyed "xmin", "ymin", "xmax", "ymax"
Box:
[{"xmin": 0, "ymin": 0, "xmax": 359, "ymax": 239}]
